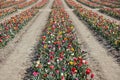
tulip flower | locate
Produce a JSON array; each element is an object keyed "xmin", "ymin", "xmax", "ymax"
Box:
[
  {"xmin": 91, "ymin": 73, "xmax": 94, "ymax": 78},
  {"xmin": 86, "ymin": 68, "xmax": 91, "ymax": 75},
  {"xmin": 33, "ymin": 71, "xmax": 39, "ymax": 77}
]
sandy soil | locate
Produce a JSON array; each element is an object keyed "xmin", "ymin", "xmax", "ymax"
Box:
[
  {"xmin": 61, "ymin": 0, "xmax": 120, "ymax": 80},
  {"xmin": 0, "ymin": 0, "xmax": 54, "ymax": 80}
]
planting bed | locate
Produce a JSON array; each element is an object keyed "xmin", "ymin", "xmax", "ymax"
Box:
[
  {"xmin": 0, "ymin": 7, "xmax": 17, "ymax": 19},
  {"xmin": 32, "ymin": 0, "xmax": 49, "ymax": 9},
  {"xmin": 76, "ymin": 0, "xmax": 102, "ymax": 8},
  {"xmin": 0, "ymin": 0, "xmax": 26, "ymax": 9},
  {"xmin": 17, "ymin": 0, "xmax": 38, "ymax": 9},
  {"xmin": 99, "ymin": 8, "xmax": 120, "ymax": 20},
  {"xmin": 90, "ymin": 0, "xmax": 120, "ymax": 8}
]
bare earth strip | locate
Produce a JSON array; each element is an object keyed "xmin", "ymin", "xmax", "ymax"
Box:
[
  {"xmin": 0, "ymin": 0, "xmax": 53, "ymax": 80},
  {"xmin": 62, "ymin": 0, "xmax": 120, "ymax": 80}
]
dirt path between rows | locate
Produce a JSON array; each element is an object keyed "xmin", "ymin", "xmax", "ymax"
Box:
[
  {"xmin": 0, "ymin": 0, "xmax": 42, "ymax": 23},
  {"xmin": 62, "ymin": 0, "xmax": 120, "ymax": 80},
  {"xmin": 0, "ymin": 0, "xmax": 53, "ymax": 80},
  {"xmin": 74, "ymin": 0, "xmax": 120, "ymax": 25}
]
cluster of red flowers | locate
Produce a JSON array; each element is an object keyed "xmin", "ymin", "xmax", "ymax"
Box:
[
  {"xmin": 17, "ymin": 0, "xmax": 38, "ymax": 9},
  {"xmin": 99, "ymin": 8, "xmax": 120, "ymax": 20},
  {"xmin": 77, "ymin": 0, "xmax": 102, "ymax": 8},
  {"xmin": 0, "ymin": 7, "xmax": 17, "ymax": 19},
  {"xmin": 0, "ymin": 0, "xmax": 26, "ymax": 9}
]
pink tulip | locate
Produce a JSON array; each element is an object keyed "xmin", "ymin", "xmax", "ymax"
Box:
[
  {"xmin": 50, "ymin": 65, "xmax": 54, "ymax": 69},
  {"xmin": 56, "ymin": 70, "xmax": 59, "ymax": 74},
  {"xmin": 61, "ymin": 76, "xmax": 65, "ymax": 80},
  {"xmin": 33, "ymin": 71, "xmax": 39, "ymax": 77}
]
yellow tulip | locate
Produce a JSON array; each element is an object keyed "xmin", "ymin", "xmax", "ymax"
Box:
[
  {"xmin": 69, "ymin": 61, "xmax": 74, "ymax": 65},
  {"xmin": 71, "ymin": 26, "xmax": 74, "ymax": 30},
  {"xmin": 115, "ymin": 40, "xmax": 120, "ymax": 45},
  {"xmin": 44, "ymin": 44, "xmax": 47, "ymax": 49},
  {"xmin": 71, "ymin": 47, "xmax": 74, "ymax": 52},
  {"xmin": 59, "ymin": 31, "xmax": 62, "ymax": 35}
]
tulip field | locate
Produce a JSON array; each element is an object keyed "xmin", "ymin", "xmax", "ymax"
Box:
[{"xmin": 0, "ymin": 0, "xmax": 120, "ymax": 80}]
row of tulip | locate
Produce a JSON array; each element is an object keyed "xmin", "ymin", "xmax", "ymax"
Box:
[
  {"xmin": 31, "ymin": 0, "xmax": 94, "ymax": 80},
  {"xmin": 0, "ymin": 0, "xmax": 4, "ymax": 3},
  {"xmin": 97, "ymin": 0, "xmax": 120, "ymax": 5},
  {"xmin": 0, "ymin": 8, "xmax": 39, "ymax": 48},
  {"xmin": 76, "ymin": 0, "xmax": 102, "ymax": 8},
  {"xmin": 0, "ymin": 0, "xmax": 49, "ymax": 48},
  {"xmin": 99, "ymin": 8, "xmax": 120, "ymax": 20},
  {"xmin": 32, "ymin": 0, "xmax": 48, "ymax": 9},
  {"xmin": 65, "ymin": 0, "xmax": 82, "ymax": 9},
  {"xmin": 107, "ymin": 0, "xmax": 120, "ymax": 5},
  {"xmin": 0, "ymin": 0, "xmax": 26, "ymax": 9},
  {"xmin": 17, "ymin": 0, "xmax": 38, "ymax": 9},
  {"xmin": 65, "ymin": 0, "xmax": 120, "ymax": 49},
  {"xmin": 90, "ymin": 0, "xmax": 120, "ymax": 8},
  {"xmin": 0, "ymin": 7, "xmax": 17, "ymax": 19}
]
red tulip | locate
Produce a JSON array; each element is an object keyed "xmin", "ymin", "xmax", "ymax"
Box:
[
  {"xmin": 78, "ymin": 63, "xmax": 82, "ymax": 67},
  {"xmin": 49, "ymin": 51, "xmax": 54, "ymax": 55},
  {"xmin": 50, "ymin": 65, "xmax": 54, "ymax": 69},
  {"xmin": 73, "ymin": 57, "xmax": 78, "ymax": 62},
  {"xmin": 91, "ymin": 73, "xmax": 94, "ymax": 78},
  {"xmin": 42, "ymin": 36, "xmax": 46, "ymax": 40},
  {"xmin": 0, "ymin": 39, "xmax": 3, "ymax": 43},
  {"xmin": 50, "ymin": 55, "xmax": 54, "ymax": 60},
  {"xmin": 43, "ymin": 74, "xmax": 47, "ymax": 77},
  {"xmin": 71, "ymin": 67, "xmax": 77, "ymax": 74},
  {"xmin": 86, "ymin": 68, "xmax": 91, "ymax": 75},
  {"xmin": 60, "ymin": 52, "xmax": 64, "ymax": 58}
]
